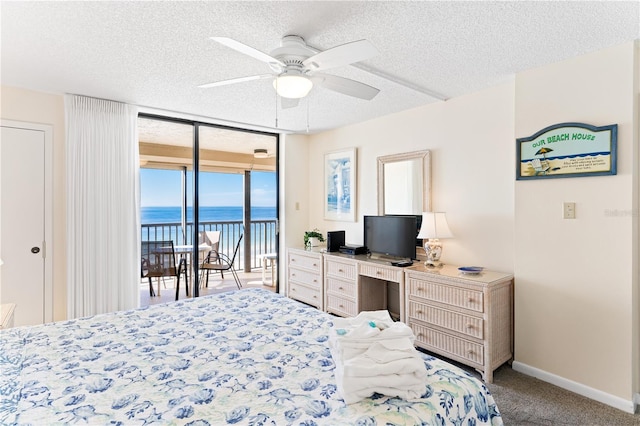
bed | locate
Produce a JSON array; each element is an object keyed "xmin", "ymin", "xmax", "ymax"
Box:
[{"xmin": 0, "ymin": 288, "xmax": 502, "ymax": 425}]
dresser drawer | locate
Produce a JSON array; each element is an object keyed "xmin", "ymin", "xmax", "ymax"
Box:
[
  {"xmin": 408, "ymin": 278, "xmax": 484, "ymax": 312},
  {"xmin": 325, "ymin": 259, "xmax": 357, "ymax": 281},
  {"xmin": 359, "ymin": 263, "xmax": 402, "ymax": 282},
  {"xmin": 288, "ymin": 251, "xmax": 322, "ymax": 272},
  {"xmin": 289, "ymin": 282, "xmax": 322, "ymax": 307},
  {"xmin": 326, "ymin": 277, "xmax": 356, "ymax": 298},
  {"xmin": 326, "ymin": 294, "xmax": 357, "ymax": 317},
  {"xmin": 408, "ymin": 300, "xmax": 484, "ymax": 339},
  {"xmin": 410, "ymin": 321, "xmax": 484, "ymax": 366},
  {"xmin": 289, "ymin": 267, "xmax": 322, "ymax": 289}
]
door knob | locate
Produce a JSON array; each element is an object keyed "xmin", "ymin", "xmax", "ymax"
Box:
[{"xmin": 31, "ymin": 247, "xmax": 40, "ymax": 254}]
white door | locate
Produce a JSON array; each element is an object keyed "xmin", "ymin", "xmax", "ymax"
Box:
[{"xmin": 1, "ymin": 121, "xmax": 53, "ymax": 326}]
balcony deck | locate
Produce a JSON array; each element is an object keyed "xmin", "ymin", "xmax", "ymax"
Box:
[{"xmin": 140, "ymin": 269, "xmax": 276, "ymax": 307}]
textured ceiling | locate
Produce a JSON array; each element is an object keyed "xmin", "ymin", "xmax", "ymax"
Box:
[{"xmin": 1, "ymin": 1, "xmax": 638, "ymax": 134}]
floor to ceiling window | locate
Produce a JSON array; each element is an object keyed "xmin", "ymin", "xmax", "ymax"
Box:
[{"xmin": 138, "ymin": 115, "xmax": 278, "ymax": 302}]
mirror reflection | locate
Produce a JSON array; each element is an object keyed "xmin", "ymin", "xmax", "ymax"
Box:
[{"xmin": 377, "ymin": 150, "xmax": 431, "ymax": 215}]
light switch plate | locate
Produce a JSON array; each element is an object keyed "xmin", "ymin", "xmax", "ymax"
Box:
[{"xmin": 563, "ymin": 202, "xmax": 576, "ymax": 219}]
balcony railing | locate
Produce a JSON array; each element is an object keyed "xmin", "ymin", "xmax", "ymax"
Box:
[{"xmin": 141, "ymin": 219, "xmax": 277, "ymax": 270}]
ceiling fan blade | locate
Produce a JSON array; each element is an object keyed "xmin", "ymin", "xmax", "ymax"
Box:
[
  {"xmin": 303, "ymin": 39, "xmax": 378, "ymax": 71},
  {"xmin": 211, "ymin": 37, "xmax": 284, "ymax": 70},
  {"xmin": 280, "ymin": 97, "xmax": 300, "ymax": 109},
  {"xmin": 198, "ymin": 74, "xmax": 273, "ymax": 89},
  {"xmin": 314, "ymin": 73, "xmax": 380, "ymax": 100}
]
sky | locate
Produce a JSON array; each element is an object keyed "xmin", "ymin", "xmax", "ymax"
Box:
[{"xmin": 141, "ymin": 169, "xmax": 276, "ymax": 207}]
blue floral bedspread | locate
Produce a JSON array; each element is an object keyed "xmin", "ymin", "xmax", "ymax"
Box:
[{"xmin": 0, "ymin": 288, "xmax": 502, "ymax": 425}]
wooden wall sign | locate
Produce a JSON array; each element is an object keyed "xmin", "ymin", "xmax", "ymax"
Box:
[{"xmin": 516, "ymin": 122, "xmax": 617, "ymax": 180}]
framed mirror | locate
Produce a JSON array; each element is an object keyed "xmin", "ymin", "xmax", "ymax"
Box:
[{"xmin": 377, "ymin": 150, "xmax": 431, "ymax": 215}]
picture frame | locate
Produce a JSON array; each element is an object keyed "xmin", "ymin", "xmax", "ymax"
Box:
[
  {"xmin": 324, "ymin": 147, "xmax": 357, "ymax": 222},
  {"xmin": 516, "ymin": 122, "xmax": 617, "ymax": 180}
]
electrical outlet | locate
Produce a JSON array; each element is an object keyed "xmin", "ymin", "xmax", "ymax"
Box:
[{"xmin": 563, "ymin": 202, "xmax": 576, "ymax": 219}]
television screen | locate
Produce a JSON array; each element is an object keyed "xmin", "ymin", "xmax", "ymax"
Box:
[{"xmin": 364, "ymin": 215, "xmax": 418, "ymax": 260}]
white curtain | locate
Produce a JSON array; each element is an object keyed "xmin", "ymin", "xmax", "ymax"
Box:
[{"xmin": 65, "ymin": 95, "xmax": 140, "ymax": 319}]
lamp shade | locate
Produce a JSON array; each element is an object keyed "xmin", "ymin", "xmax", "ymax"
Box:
[
  {"xmin": 273, "ymin": 73, "xmax": 313, "ymax": 99},
  {"xmin": 417, "ymin": 212, "xmax": 453, "ymax": 239}
]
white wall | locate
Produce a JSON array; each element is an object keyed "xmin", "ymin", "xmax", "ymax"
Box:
[
  {"xmin": 513, "ymin": 42, "xmax": 638, "ymax": 411},
  {"xmin": 0, "ymin": 86, "xmax": 66, "ymax": 321},
  {"xmin": 295, "ymin": 41, "xmax": 638, "ymax": 412},
  {"xmin": 280, "ymin": 133, "xmax": 310, "ymax": 292},
  {"xmin": 306, "ymin": 82, "xmax": 515, "ymax": 273}
]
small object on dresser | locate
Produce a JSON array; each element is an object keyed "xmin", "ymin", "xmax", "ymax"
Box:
[{"xmin": 458, "ymin": 266, "xmax": 484, "ymax": 274}]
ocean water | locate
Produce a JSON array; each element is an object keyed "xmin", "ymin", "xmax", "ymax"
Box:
[{"xmin": 141, "ymin": 206, "xmax": 276, "ymax": 224}]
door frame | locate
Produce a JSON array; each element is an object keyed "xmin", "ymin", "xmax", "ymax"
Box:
[{"xmin": 1, "ymin": 119, "xmax": 54, "ymax": 323}]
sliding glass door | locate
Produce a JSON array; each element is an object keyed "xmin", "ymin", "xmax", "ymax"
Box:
[{"xmin": 138, "ymin": 114, "xmax": 279, "ymax": 302}]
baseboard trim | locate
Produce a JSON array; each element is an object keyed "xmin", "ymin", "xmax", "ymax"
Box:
[
  {"xmin": 512, "ymin": 361, "xmax": 635, "ymax": 414},
  {"xmin": 634, "ymin": 393, "xmax": 640, "ymax": 414}
]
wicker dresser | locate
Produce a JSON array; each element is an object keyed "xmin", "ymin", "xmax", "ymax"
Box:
[
  {"xmin": 286, "ymin": 248, "xmax": 324, "ymax": 310},
  {"xmin": 405, "ymin": 264, "xmax": 513, "ymax": 383},
  {"xmin": 324, "ymin": 255, "xmax": 359, "ymax": 317}
]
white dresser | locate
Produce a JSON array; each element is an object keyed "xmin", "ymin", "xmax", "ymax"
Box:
[
  {"xmin": 286, "ymin": 248, "xmax": 324, "ymax": 310},
  {"xmin": 285, "ymin": 247, "xmax": 514, "ymax": 382},
  {"xmin": 405, "ymin": 265, "xmax": 513, "ymax": 383}
]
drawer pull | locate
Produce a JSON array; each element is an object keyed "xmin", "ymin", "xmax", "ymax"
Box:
[
  {"xmin": 416, "ymin": 310, "xmax": 423, "ymax": 315},
  {"xmin": 466, "ymin": 324, "xmax": 473, "ymax": 329},
  {"xmin": 313, "ymin": 295, "xmax": 317, "ymax": 299},
  {"xmin": 339, "ymin": 304, "xmax": 344, "ymax": 308},
  {"xmin": 313, "ymin": 263, "xmax": 317, "ymax": 266},
  {"xmin": 467, "ymin": 350, "xmax": 475, "ymax": 355},
  {"xmin": 468, "ymin": 298, "xmax": 474, "ymax": 303},
  {"xmin": 376, "ymin": 271, "xmax": 382, "ymax": 275},
  {"xmin": 338, "ymin": 269, "xmax": 344, "ymax": 272},
  {"xmin": 291, "ymin": 273, "xmax": 296, "ymax": 277},
  {"xmin": 339, "ymin": 286, "xmax": 344, "ymax": 290}
]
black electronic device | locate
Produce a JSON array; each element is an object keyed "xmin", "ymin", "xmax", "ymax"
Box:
[
  {"xmin": 391, "ymin": 260, "xmax": 414, "ymax": 267},
  {"xmin": 364, "ymin": 215, "xmax": 418, "ymax": 260},
  {"xmin": 326, "ymin": 230, "xmax": 346, "ymax": 252},
  {"xmin": 339, "ymin": 245, "xmax": 367, "ymax": 255}
]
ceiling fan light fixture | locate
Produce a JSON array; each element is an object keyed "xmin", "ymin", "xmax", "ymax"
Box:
[
  {"xmin": 273, "ymin": 74, "xmax": 313, "ymax": 99},
  {"xmin": 254, "ymin": 148, "xmax": 269, "ymax": 159}
]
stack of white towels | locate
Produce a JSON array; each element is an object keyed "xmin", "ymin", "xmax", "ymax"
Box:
[{"xmin": 328, "ymin": 310, "xmax": 428, "ymax": 404}]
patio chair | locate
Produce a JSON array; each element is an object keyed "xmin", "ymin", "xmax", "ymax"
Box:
[
  {"xmin": 141, "ymin": 240, "xmax": 189, "ymax": 300},
  {"xmin": 201, "ymin": 234, "xmax": 243, "ymax": 289},
  {"xmin": 200, "ymin": 230, "xmax": 223, "ymax": 285}
]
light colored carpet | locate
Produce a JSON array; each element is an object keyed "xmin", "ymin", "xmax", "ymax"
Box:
[{"xmin": 487, "ymin": 365, "xmax": 640, "ymax": 425}]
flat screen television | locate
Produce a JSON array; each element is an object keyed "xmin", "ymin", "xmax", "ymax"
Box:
[{"xmin": 364, "ymin": 215, "xmax": 418, "ymax": 260}]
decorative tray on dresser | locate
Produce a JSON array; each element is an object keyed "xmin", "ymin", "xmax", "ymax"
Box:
[
  {"xmin": 405, "ymin": 264, "xmax": 513, "ymax": 383},
  {"xmin": 286, "ymin": 248, "xmax": 324, "ymax": 310}
]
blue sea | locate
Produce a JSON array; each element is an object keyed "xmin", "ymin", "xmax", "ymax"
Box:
[{"xmin": 141, "ymin": 206, "xmax": 276, "ymax": 224}]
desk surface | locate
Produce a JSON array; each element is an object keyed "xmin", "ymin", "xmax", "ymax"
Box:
[{"xmin": 301, "ymin": 247, "xmax": 513, "ymax": 283}]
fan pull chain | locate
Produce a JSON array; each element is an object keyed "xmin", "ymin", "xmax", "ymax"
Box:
[{"xmin": 306, "ymin": 97, "xmax": 310, "ymax": 133}]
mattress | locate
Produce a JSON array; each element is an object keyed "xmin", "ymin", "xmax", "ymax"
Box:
[{"xmin": 0, "ymin": 288, "xmax": 502, "ymax": 425}]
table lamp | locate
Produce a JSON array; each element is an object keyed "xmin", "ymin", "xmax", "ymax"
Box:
[{"xmin": 417, "ymin": 212, "xmax": 453, "ymax": 267}]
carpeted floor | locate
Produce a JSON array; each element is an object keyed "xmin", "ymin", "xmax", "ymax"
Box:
[{"xmin": 486, "ymin": 365, "xmax": 640, "ymax": 425}]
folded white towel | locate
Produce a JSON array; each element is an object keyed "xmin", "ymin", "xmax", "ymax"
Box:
[
  {"xmin": 343, "ymin": 340, "xmax": 426, "ymax": 377},
  {"xmin": 334, "ymin": 341, "xmax": 427, "ymax": 404},
  {"xmin": 329, "ymin": 311, "xmax": 416, "ymax": 361},
  {"xmin": 329, "ymin": 311, "xmax": 428, "ymax": 405}
]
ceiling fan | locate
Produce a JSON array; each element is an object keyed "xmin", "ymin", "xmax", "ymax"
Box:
[{"xmin": 199, "ymin": 35, "xmax": 380, "ymax": 103}]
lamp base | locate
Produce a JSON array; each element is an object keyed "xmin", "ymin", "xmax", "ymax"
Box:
[{"xmin": 423, "ymin": 238, "xmax": 444, "ymax": 268}]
